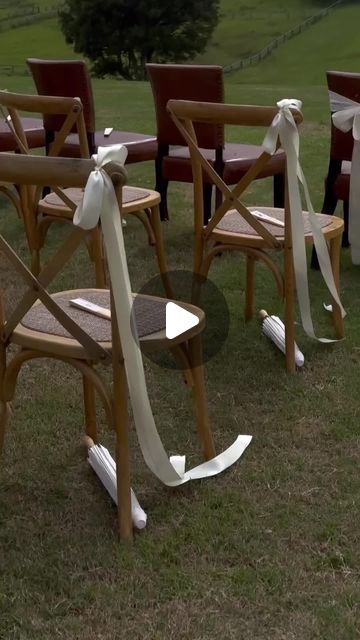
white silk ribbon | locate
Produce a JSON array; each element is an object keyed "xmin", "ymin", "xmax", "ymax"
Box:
[
  {"xmin": 262, "ymin": 99, "xmax": 345, "ymax": 343},
  {"xmin": 328, "ymin": 90, "xmax": 360, "ymax": 114},
  {"xmin": 74, "ymin": 144, "xmax": 252, "ymax": 487},
  {"xmin": 330, "ymin": 91, "xmax": 360, "ymax": 264}
]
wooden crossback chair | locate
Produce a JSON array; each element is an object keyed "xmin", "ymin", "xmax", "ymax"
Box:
[
  {"xmin": 168, "ymin": 100, "xmax": 344, "ymax": 373},
  {"xmin": 0, "ymin": 90, "xmax": 108, "ymax": 284},
  {"xmin": 0, "ymin": 90, "xmax": 171, "ymax": 290},
  {"xmin": 0, "ymin": 152, "xmax": 215, "ymax": 541}
]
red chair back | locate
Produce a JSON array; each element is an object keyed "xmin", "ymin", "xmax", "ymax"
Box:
[
  {"xmin": 146, "ymin": 64, "xmax": 224, "ymax": 149},
  {"xmin": 27, "ymin": 58, "xmax": 96, "ymax": 135}
]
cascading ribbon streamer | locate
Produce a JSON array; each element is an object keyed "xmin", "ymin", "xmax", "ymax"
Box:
[
  {"xmin": 262, "ymin": 98, "xmax": 346, "ymax": 342},
  {"xmin": 74, "ymin": 144, "xmax": 251, "ymax": 487}
]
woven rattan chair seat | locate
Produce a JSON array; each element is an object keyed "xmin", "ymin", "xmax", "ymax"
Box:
[
  {"xmin": 215, "ymin": 208, "xmax": 334, "ymax": 237},
  {"xmin": 43, "ymin": 186, "xmax": 150, "ymax": 208},
  {"xmin": 21, "ymin": 290, "xmax": 166, "ymax": 341}
]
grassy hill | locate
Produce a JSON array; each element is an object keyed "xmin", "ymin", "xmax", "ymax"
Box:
[
  {"xmin": 0, "ymin": 0, "xmax": 346, "ymax": 71},
  {"xmin": 233, "ymin": 2, "xmax": 360, "ymax": 85},
  {"xmin": 196, "ymin": 0, "xmax": 320, "ymax": 66},
  {"xmin": 0, "ymin": 18, "xmax": 79, "ymax": 67}
]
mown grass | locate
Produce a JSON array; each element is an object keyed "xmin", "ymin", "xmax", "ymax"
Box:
[
  {"xmin": 0, "ymin": 18, "xmax": 79, "ymax": 67},
  {"xmin": 233, "ymin": 3, "xmax": 360, "ymax": 85},
  {"xmin": 0, "ymin": 63, "xmax": 360, "ymax": 640},
  {"xmin": 197, "ymin": 0, "xmax": 318, "ymax": 65}
]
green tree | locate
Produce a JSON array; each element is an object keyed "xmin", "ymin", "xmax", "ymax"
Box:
[{"xmin": 59, "ymin": 0, "xmax": 220, "ymax": 80}]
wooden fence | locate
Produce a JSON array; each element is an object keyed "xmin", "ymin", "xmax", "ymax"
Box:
[{"xmin": 224, "ymin": 0, "xmax": 345, "ymax": 74}]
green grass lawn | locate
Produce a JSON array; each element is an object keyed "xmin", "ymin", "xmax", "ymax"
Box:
[
  {"xmin": 0, "ymin": 18, "xmax": 79, "ymax": 67},
  {"xmin": 0, "ymin": 65, "xmax": 360, "ymax": 639},
  {"xmin": 197, "ymin": 0, "xmax": 317, "ymax": 65},
  {"xmin": 233, "ymin": 3, "xmax": 360, "ymax": 85},
  {"xmin": 1, "ymin": 0, "xmax": 360, "ymax": 636}
]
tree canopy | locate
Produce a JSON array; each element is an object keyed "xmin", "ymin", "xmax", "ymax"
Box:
[{"xmin": 59, "ymin": 0, "xmax": 220, "ymax": 80}]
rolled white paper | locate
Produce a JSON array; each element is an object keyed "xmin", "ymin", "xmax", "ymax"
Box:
[
  {"xmin": 260, "ymin": 310, "xmax": 305, "ymax": 367},
  {"xmin": 88, "ymin": 443, "xmax": 147, "ymax": 529}
]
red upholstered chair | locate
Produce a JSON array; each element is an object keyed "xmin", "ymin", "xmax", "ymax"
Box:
[
  {"xmin": 27, "ymin": 58, "xmax": 158, "ymax": 164},
  {"xmin": 322, "ymin": 71, "xmax": 360, "ymax": 245},
  {"xmin": 0, "ymin": 117, "xmax": 45, "ymax": 152},
  {"xmin": 311, "ymin": 71, "xmax": 358, "ymax": 268},
  {"xmin": 147, "ymin": 63, "xmax": 286, "ymax": 222}
]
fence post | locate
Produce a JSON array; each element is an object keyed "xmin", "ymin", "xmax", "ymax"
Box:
[{"xmin": 223, "ymin": 0, "xmax": 345, "ymax": 75}]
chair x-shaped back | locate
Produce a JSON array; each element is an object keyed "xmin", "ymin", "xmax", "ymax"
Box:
[
  {"xmin": 168, "ymin": 100, "xmax": 344, "ymax": 373},
  {"xmin": 0, "ymin": 91, "xmax": 107, "ymax": 283}
]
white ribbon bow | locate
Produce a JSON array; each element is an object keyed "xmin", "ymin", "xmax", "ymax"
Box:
[
  {"xmin": 262, "ymin": 99, "xmax": 345, "ymax": 343},
  {"xmin": 331, "ymin": 91, "xmax": 360, "ymax": 264},
  {"xmin": 74, "ymin": 145, "xmax": 251, "ymax": 488}
]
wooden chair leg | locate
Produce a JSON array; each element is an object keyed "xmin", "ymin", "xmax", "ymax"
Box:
[
  {"xmin": 0, "ymin": 334, "xmax": 9, "ymax": 453},
  {"xmin": 91, "ymin": 227, "xmax": 106, "ymax": 288},
  {"xmin": 113, "ymin": 357, "xmax": 132, "ymax": 542},
  {"xmin": 149, "ymin": 204, "xmax": 174, "ymax": 299},
  {"xmin": 170, "ymin": 344, "xmax": 194, "ymax": 387},
  {"xmin": 82, "ymin": 375, "xmax": 98, "ymax": 443},
  {"xmin": 284, "ymin": 247, "xmax": 296, "ymax": 373},
  {"xmin": 244, "ymin": 254, "xmax": 255, "ymax": 322},
  {"xmin": 111, "ymin": 292, "xmax": 132, "ymax": 542},
  {"xmin": 330, "ymin": 233, "xmax": 344, "ymax": 339},
  {"xmin": 31, "ymin": 249, "xmax": 41, "ymax": 276},
  {"xmin": 191, "ymin": 272, "xmax": 203, "ymax": 307},
  {"xmin": 188, "ymin": 334, "xmax": 215, "ymax": 461},
  {"xmin": 0, "ymin": 184, "xmax": 22, "ymax": 218},
  {"xmin": 0, "ymin": 401, "xmax": 10, "ymax": 453},
  {"xmin": 132, "ymin": 209, "xmax": 156, "ymax": 246}
]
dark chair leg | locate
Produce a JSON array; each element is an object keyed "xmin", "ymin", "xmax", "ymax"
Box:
[
  {"xmin": 273, "ymin": 173, "xmax": 285, "ymax": 208},
  {"xmin": 342, "ymin": 200, "xmax": 350, "ymax": 247},
  {"xmin": 203, "ymin": 183, "xmax": 213, "ymax": 225},
  {"xmin": 312, "ymin": 160, "xmax": 341, "ymax": 270},
  {"xmin": 215, "ymin": 186, "xmax": 222, "ymax": 210},
  {"xmin": 311, "ymin": 190, "xmax": 339, "ymax": 269},
  {"xmin": 322, "ymin": 187, "xmax": 338, "ymax": 217},
  {"xmin": 155, "ymin": 157, "xmax": 169, "ymax": 221},
  {"xmin": 310, "ymin": 249, "xmax": 320, "ymax": 270}
]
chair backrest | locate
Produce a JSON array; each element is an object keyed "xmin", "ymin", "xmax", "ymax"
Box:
[
  {"xmin": 0, "ymin": 151, "xmax": 126, "ymax": 364},
  {"xmin": 327, "ymin": 70, "xmax": 360, "ymax": 162},
  {"xmin": 146, "ymin": 64, "xmax": 224, "ymax": 149},
  {"xmin": 168, "ymin": 99, "xmax": 303, "ymax": 248},
  {"xmin": 27, "ymin": 58, "xmax": 96, "ymax": 135},
  {"xmin": 0, "ymin": 90, "xmax": 90, "ymax": 249}
]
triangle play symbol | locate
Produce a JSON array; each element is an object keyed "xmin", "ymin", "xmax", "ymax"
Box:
[{"xmin": 165, "ymin": 302, "xmax": 199, "ymax": 339}]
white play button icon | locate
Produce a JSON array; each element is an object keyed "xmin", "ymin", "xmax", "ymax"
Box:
[{"xmin": 166, "ymin": 302, "xmax": 199, "ymax": 339}]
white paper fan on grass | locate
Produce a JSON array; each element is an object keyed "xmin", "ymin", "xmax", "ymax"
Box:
[
  {"xmin": 84, "ymin": 437, "xmax": 147, "ymax": 529},
  {"xmin": 259, "ymin": 310, "xmax": 305, "ymax": 367}
]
